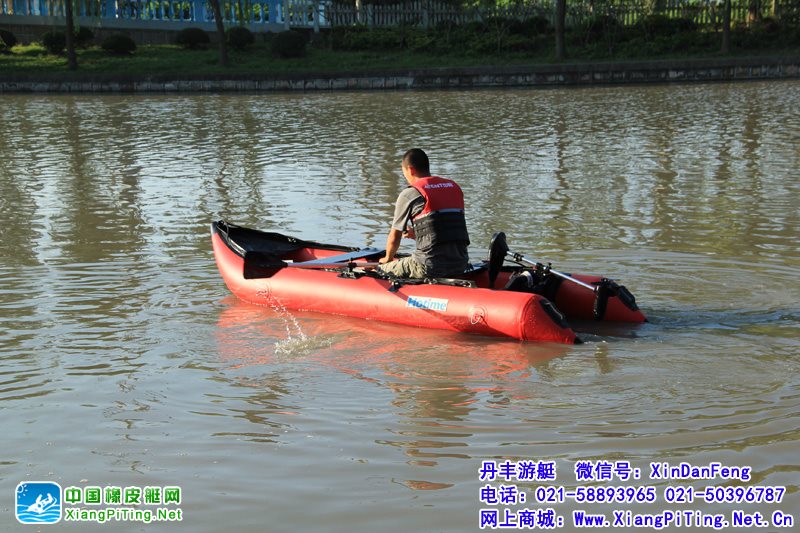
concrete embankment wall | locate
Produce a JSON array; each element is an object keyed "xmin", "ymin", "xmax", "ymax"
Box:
[{"xmin": 1, "ymin": 57, "xmax": 798, "ymax": 93}]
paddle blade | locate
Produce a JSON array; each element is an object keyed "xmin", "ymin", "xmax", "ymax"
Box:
[{"xmin": 243, "ymin": 251, "xmax": 287, "ymax": 279}]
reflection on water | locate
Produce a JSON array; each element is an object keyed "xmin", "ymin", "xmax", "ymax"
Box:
[{"xmin": 1, "ymin": 82, "xmax": 799, "ymax": 531}]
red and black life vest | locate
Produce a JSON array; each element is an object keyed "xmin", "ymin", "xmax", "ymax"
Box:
[{"xmin": 410, "ymin": 176, "xmax": 470, "ymax": 249}]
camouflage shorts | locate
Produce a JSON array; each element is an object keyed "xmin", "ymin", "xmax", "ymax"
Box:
[{"xmin": 377, "ymin": 256, "xmax": 428, "ymax": 279}]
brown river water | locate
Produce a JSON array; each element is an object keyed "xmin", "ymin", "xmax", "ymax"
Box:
[{"xmin": 1, "ymin": 82, "xmax": 799, "ymax": 532}]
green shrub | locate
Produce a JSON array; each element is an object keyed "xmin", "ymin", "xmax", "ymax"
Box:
[
  {"xmin": 638, "ymin": 15, "xmax": 697, "ymax": 40},
  {"xmin": 580, "ymin": 14, "xmax": 623, "ymax": 42},
  {"xmin": 74, "ymin": 26, "xmax": 94, "ymax": 48},
  {"xmin": 406, "ymin": 30, "xmax": 436, "ymax": 53},
  {"xmin": 749, "ymin": 17, "xmax": 782, "ymax": 35},
  {"xmin": 450, "ymin": 22, "xmax": 490, "ymax": 52},
  {"xmin": 483, "ymin": 16, "xmax": 514, "ymax": 29},
  {"xmin": 0, "ymin": 29, "xmax": 18, "ymax": 51},
  {"xmin": 509, "ymin": 16, "xmax": 552, "ymax": 36},
  {"xmin": 272, "ymin": 30, "xmax": 306, "ymax": 58},
  {"xmin": 462, "ymin": 20, "xmax": 488, "ymax": 34},
  {"xmin": 101, "ymin": 33, "xmax": 136, "ymax": 55},
  {"xmin": 41, "ymin": 31, "xmax": 66, "ymax": 55},
  {"xmin": 668, "ymin": 31, "xmax": 707, "ymax": 53},
  {"xmin": 505, "ymin": 34, "xmax": 537, "ymax": 52},
  {"xmin": 790, "ymin": 26, "xmax": 800, "ymax": 46},
  {"xmin": 226, "ymin": 26, "xmax": 255, "ymax": 50},
  {"xmin": 467, "ymin": 32, "xmax": 500, "ymax": 55},
  {"xmin": 359, "ymin": 28, "xmax": 402, "ymax": 50},
  {"xmin": 330, "ymin": 26, "xmax": 354, "ymax": 50},
  {"xmin": 640, "ymin": 14, "xmax": 674, "ymax": 35},
  {"xmin": 331, "ymin": 26, "xmax": 399, "ymax": 51},
  {"xmin": 422, "ymin": 28, "xmax": 456, "ymax": 53},
  {"xmin": 176, "ymin": 27, "xmax": 210, "ymax": 49},
  {"xmin": 621, "ymin": 30, "xmax": 711, "ymax": 57},
  {"xmin": 434, "ymin": 20, "xmax": 457, "ymax": 34}
]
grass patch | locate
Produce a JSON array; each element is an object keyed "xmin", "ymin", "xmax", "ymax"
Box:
[{"xmin": 1, "ymin": 42, "xmax": 556, "ymax": 77}]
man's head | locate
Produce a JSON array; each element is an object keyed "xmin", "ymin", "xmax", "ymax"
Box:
[{"xmin": 402, "ymin": 149, "xmax": 431, "ymax": 183}]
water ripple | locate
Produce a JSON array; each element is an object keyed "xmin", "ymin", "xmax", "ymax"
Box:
[{"xmin": 1, "ymin": 84, "xmax": 798, "ymax": 531}]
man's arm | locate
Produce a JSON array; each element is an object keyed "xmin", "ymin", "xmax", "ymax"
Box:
[
  {"xmin": 380, "ymin": 188, "xmax": 422, "ymax": 264},
  {"xmin": 379, "ymin": 228, "xmax": 403, "ymax": 264}
]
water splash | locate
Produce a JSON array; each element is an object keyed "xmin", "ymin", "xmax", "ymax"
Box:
[
  {"xmin": 273, "ymin": 334, "xmax": 334, "ymax": 357},
  {"xmin": 268, "ymin": 298, "xmax": 333, "ymax": 357},
  {"xmin": 268, "ymin": 298, "xmax": 306, "ymax": 341}
]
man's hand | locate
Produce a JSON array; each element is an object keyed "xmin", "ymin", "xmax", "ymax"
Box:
[
  {"xmin": 382, "ymin": 228, "xmax": 403, "ymax": 265},
  {"xmin": 402, "ymin": 228, "xmax": 415, "ymax": 240}
]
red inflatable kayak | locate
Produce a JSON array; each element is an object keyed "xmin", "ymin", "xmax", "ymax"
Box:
[{"xmin": 211, "ymin": 221, "xmax": 646, "ymax": 344}]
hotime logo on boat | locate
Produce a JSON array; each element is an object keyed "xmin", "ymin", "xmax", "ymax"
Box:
[
  {"xmin": 406, "ymin": 296, "xmax": 449, "ymax": 312},
  {"xmin": 16, "ymin": 481, "xmax": 62, "ymax": 524}
]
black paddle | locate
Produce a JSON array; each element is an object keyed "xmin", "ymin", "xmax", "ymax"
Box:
[
  {"xmin": 488, "ymin": 232, "xmax": 639, "ymax": 319},
  {"xmin": 284, "ymin": 260, "xmax": 381, "ymax": 270}
]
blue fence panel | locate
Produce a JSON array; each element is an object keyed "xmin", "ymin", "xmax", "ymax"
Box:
[
  {"xmin": 198, "ymin": 0, "xmax": 284, "ymax": 24},
  {"xmin": 1, "ymin": 0, "xmax": 323, "ymax": 26},
  {"xmin": 110, "ymin": 0, "xmax": 194, "ymax": 21}
]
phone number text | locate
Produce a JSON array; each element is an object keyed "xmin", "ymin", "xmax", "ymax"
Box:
[{"xmin": 523, "ymin": 485, "xmax": 786, "ymax": 505}]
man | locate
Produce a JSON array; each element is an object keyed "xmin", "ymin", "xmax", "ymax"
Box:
[{"xmin": 378, "ymin": 149, "xmax": 470, "ymax": 278}]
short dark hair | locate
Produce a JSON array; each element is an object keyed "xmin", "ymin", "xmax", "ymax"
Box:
[{"xmin": 402, "ymin": 149, "xmax": 430, "ymax": 175}]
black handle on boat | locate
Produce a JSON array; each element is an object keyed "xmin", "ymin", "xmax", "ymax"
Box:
[
  {"xmin": 508, "ymin": 251, "xmax": 597, "ymax": 292},
  {"xmin": 488, "ymin": 232, "xmax": 639, "ymax": 319},
  {"xmin": 489, "ymin": 232, "xmax": 593, "ymax": 291}
]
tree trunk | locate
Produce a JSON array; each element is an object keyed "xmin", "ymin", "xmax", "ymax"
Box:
[
  {"xmin": 721, "ymin": 0, "xmax": 731, "ymax": 54},
  {"xmin": 209, "ymin": 0, "xmax": 229, "ymax": 67},
  {"xmin": 555, "ymin": 0, "xmax": 566, "ymax": 60},
  {"xmin": 65, "ymin": 0, "xmax": 77, "ymax": 70},
  {"xmin": 748, "ymin": 0, "xmax": 761, "ymax": 23}
]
